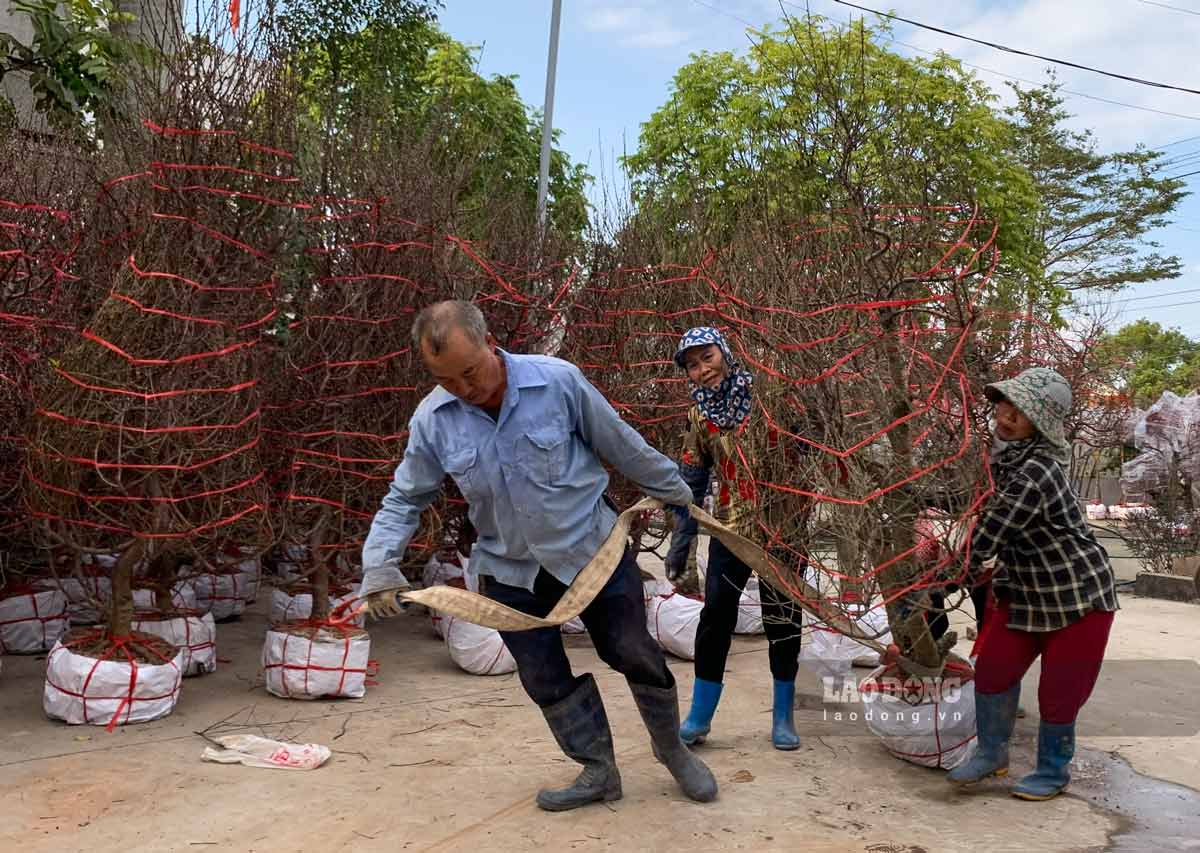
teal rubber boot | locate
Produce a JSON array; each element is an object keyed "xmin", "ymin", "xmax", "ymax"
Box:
[
  {"xmin": 771, "ymin": 679, "xmax": 800, "ymax": 750},
  {"xmin": 679, "ymin": 678, "xmax": 723, "ymax": 745}
]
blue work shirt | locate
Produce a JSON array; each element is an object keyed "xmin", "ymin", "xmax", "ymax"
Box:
[{"xmin": 360, "ymin": 350, "xmax": 693, "ymax": 594}]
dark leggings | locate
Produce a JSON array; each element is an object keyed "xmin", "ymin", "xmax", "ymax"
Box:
[
  {"xmin": 695, "ymin": 538, "xmax": 803, "ymax": 683},
  {"xmin": 485, "ymin": 547, "xmax": 674, "ymax": 707}
]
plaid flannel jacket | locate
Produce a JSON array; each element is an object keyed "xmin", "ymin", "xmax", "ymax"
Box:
[{"xmin": 973, "ymin": 442, "xmax": 1119, "ymax": 632}]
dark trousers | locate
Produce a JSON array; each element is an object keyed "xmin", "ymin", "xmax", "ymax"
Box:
[
  {"xmin": 975, "ymin": 600, "xmax": 1114, "ymax": 724},
  {"xmin": 928, "ymin": 583, "xmax": 990, "ymax": 641},
  {"xmin": 485, "ymin": 547, "xmax": 674, "ymax": 707},
  {"xmin": 695, "ymin": 538, "xmax": 803, "ymax": 684}
]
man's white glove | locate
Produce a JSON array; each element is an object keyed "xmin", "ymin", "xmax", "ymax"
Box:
[{"xmin": 365, "ymin": 588, "xmax": 405, "ymax": 620}]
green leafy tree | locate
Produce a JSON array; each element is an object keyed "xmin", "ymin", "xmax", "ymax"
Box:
[
  {"xmin": 623, "ymin": 15, "xmax": 1040, "ymax": 274},
  {"xmin": 277, "ymin": 1, "xmax": 588, "ymax": 240},
  {"xmin": 1094, "ymin": 319, "xmax": 1200, "ymax": 407},
  {"xmin": 0, "ymin": 0, "xmax": 138, "ymax": 131},
  {"xmin": 1002, "ymin": 79, "xmax": 1188, "ymax": 315}
]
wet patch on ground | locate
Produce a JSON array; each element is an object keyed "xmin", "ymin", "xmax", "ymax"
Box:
[{"xmin": 1069, "ymin": 747, "xmax": 1200, "ymax": 852}]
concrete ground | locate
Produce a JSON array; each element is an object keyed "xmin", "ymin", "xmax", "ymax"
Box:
[{"xmin": 1, "ymin": 548, "xmax": 1198, "ymax": 853}]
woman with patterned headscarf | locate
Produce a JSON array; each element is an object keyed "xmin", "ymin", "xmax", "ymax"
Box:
[
  {"xmin": 948, "ymin": 368, "xmax": 1119, "ymax": 800},
  {"xmin": 664, "ymin": 327, "xmax": 807, "ymax": 751}
]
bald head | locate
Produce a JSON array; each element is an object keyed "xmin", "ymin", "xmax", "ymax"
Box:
[
  {"xmin": 412, "ymin": 300, "xmax": 489, "ymax": 356},
  {"xmin": 414, "ymin": 300, "xmax": 505, "ymax": 409}
]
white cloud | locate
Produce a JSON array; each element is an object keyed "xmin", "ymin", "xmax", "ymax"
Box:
[
  {"xmin": 878, "ymin": 0, "xmax": 1200, "ymax": 150},
  {"xmin": 627, "ymin": 27, "xmax": 692, "ymax": 49},
  {"xmin": 581, "ymin": 3, "xmax": 694, "ymax": 50},
  {"xmin": 584, "ymin": 7, "xmax": 642, "ymax": 32}
]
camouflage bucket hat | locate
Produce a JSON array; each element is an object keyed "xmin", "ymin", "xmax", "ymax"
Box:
[{"xmin": 984, "ymin": 367, "xmax": 1072, "ymax": 455}]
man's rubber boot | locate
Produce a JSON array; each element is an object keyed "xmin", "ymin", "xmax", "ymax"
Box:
[
  {"xmin": 771, "ymin": 679, "xmax": 800, "ymax": 750},
  {"xmin": 679, "ymin": 678, "xmax": 723, "ymax": 745},
  {"xmin": 1012, "ymin": 721, "xmax": 1075, "ymax": 801},
  {"xmin": 628, "ymin": 679, "xmax": 719, "ymax": 803},
  {"xmin": 536, "ymin": 674, "xmax": 622, "ymax": 811},
  {"xmin": 948, "ymin": 683, "xmax": 1020, "ymax": 785}
]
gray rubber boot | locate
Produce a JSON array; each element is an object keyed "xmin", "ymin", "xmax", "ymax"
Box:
[
  {"xmin": 536, "ymin": 674, "xmax": 623, "ymax": 812},
  {"xmin": 628, "ymin": 679, "xmax": 719, "ymax": 803},
  {"xmin": 948, "ymin": 683, "xmax": 1020, "ymax": 785}
]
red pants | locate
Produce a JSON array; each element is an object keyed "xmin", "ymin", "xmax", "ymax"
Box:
[{"xmin": 974, "ymin": 600, "xmax": 1114, "ymax": 724}]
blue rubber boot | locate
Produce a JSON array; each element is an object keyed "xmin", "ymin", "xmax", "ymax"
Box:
[
  {"xmin": 948, "ymin": 683, "xmax": 1020, "ymax": 785},
  {"xmin": 1012, "ymin": 721, "xmax": 1075, "ymax": 801},
  {"xmin": 772, "ymin": 680, "xmax": 800, "ymax": 751},
  {"xmin": 679, "ymin": 678, "xmax": 723, "ymax": 745}
]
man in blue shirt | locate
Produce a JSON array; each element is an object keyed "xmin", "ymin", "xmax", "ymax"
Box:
[{"xmin": 361, "ymin": 300, "xmax": 718, "ymax": 811}]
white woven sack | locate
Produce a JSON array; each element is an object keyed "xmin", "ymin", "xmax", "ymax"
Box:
[{"xmin": 262, "ymin": 626, "xmax": 370, "ymax": 700}]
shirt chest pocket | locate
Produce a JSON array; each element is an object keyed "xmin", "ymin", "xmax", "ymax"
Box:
[
  {"xmin": 518, "ymin": 425, "xmax": 569, "ymax": 486},
  {"xmin": 444, "ymin": 447, "xmax": 485, "ymax": 502}
]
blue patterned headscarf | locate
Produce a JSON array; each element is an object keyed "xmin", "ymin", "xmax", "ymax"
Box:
[{"xmin": 673, "ymin": 326, "xmax": 754, "ymax": 430}]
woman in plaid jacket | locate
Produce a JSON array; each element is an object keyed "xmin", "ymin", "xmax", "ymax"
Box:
[
  {"xmin": 949, "ymin": 367, "xmax": 1119, "ymax": 800},
  {"xmin": 663, "ymin": 327, "xmax": 807, "ymax": 751}
]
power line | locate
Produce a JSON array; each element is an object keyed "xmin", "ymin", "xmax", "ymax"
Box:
[
  {"xmin": 824, "ymin": 0, "xmax": 1200, "ymax": 96},
  {"xmin": 1161, "ymin": 148, "xmax": 1200, "ymax": 166},
  {"xmin": 1138, "ymin": 0, "xmax": 1200, "ymax": 16},
  {"xmin": 687, "ymin": 0, "xmax": 756, "ymax": 28},
  {"xmin": 1117, "ymin": 297, "xmax": 1200, "ymax": 312},
  {"xmin": 693, "ymin": 0, "xmax": 1200, "ymax": 125},
  {"xmin": 887, "ymin": 37, "xmax": 1200, "ymax": 123},
  {"xmin": 1162, "ymin": 134, "xmax": 1200, "ymax": 148},
  {"xmin": 1106, "ymin": 287, "xmax": 1200, "ymax": 306}
]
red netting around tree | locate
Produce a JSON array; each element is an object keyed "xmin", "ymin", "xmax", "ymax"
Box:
[
  {"xmin": 263, "ymin": 194, "xmax": 570, "ymax": 618},
  {"xmin": 562, "ymin": 206, "xmax": 1002, "ymax": 670},
  {"xmin": 22, "ymin": 120, "xmax": 297, "ymax": 640}
]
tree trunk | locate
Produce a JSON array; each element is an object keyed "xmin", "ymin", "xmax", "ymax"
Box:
[
  {"xmin": 871, "ymin": 300, "xmax": 941, "ymax": 674},
  {"xmin": 109, "ymin": 542, "xmax": 144, "ymax": 637},
  {"xmin": 309, "ymin": 512, "xmax": 331, "ymax": 621}
]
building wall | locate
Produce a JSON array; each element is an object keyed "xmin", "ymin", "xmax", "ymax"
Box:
[
  {"xmin": 1, "ymin": 0, "xmax": 183, "ymax": 132},
  {"xmin": 0, "ymin": 2, "xmax": 41, "ymax": 129}
]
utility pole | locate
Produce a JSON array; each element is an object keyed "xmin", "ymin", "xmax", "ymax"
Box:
[{"xmin": 536, "ymin": 0, "xmax": 563, "ymax": 237}]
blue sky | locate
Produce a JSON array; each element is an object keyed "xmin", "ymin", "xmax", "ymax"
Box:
[{"xmin": 436, "ymin": 0, "xmax": 1200, "ymax": 336}]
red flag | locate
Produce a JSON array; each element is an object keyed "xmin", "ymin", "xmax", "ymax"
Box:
[{"xmin": 229, "ymin": 0, "xmax": 240, "ymax": 32}]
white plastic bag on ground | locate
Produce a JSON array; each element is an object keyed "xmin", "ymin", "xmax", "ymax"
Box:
[
  {"xmin": 201, "ymin": 734, "xmax": 331, "ymax": 770},
  {"xmin": 192, "ymin": 572, "xmax": 246, "ymax": 621},
  {"xmin": 860, "ymin": 663, "xmax": 977, "ymax": 771},
  {"xmin": 262, "ymin": 625, "xmax": 371, "ymax": 700},
  {"xmin": 132, "ymin": 580, "xmax": 197, "ymax": 613},
  {"xmin": 57, "ymin": 574, "xmax": 111, "ymax": 624},
  {"xmin": 646, "ymin": 592, "xmax": 702, "ymax": 660},
  {"xmin": 43, "ymin": 636, "xmax": 184, "ymax": 726},
  {"xmin": 132, "ymin": 611, "xmax": 217, "ymax": 677},
  {"xmin": 443, "ymin": 615, "xmax": 517, "ymax": 675},
  {"xmin": 734, "ymin": 577, "xmax": 764, "ymax": 634},
  {"xmin": 1086, "ymin": 503, "xmax": 1108, "ymax": 521},
  {"xmin": 0, "ymin": 586, "xmax": 69, "ymax": 654},
  {"xmin": 269, "ymin": 587, "xmax": 363, "ymax": 627}
]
